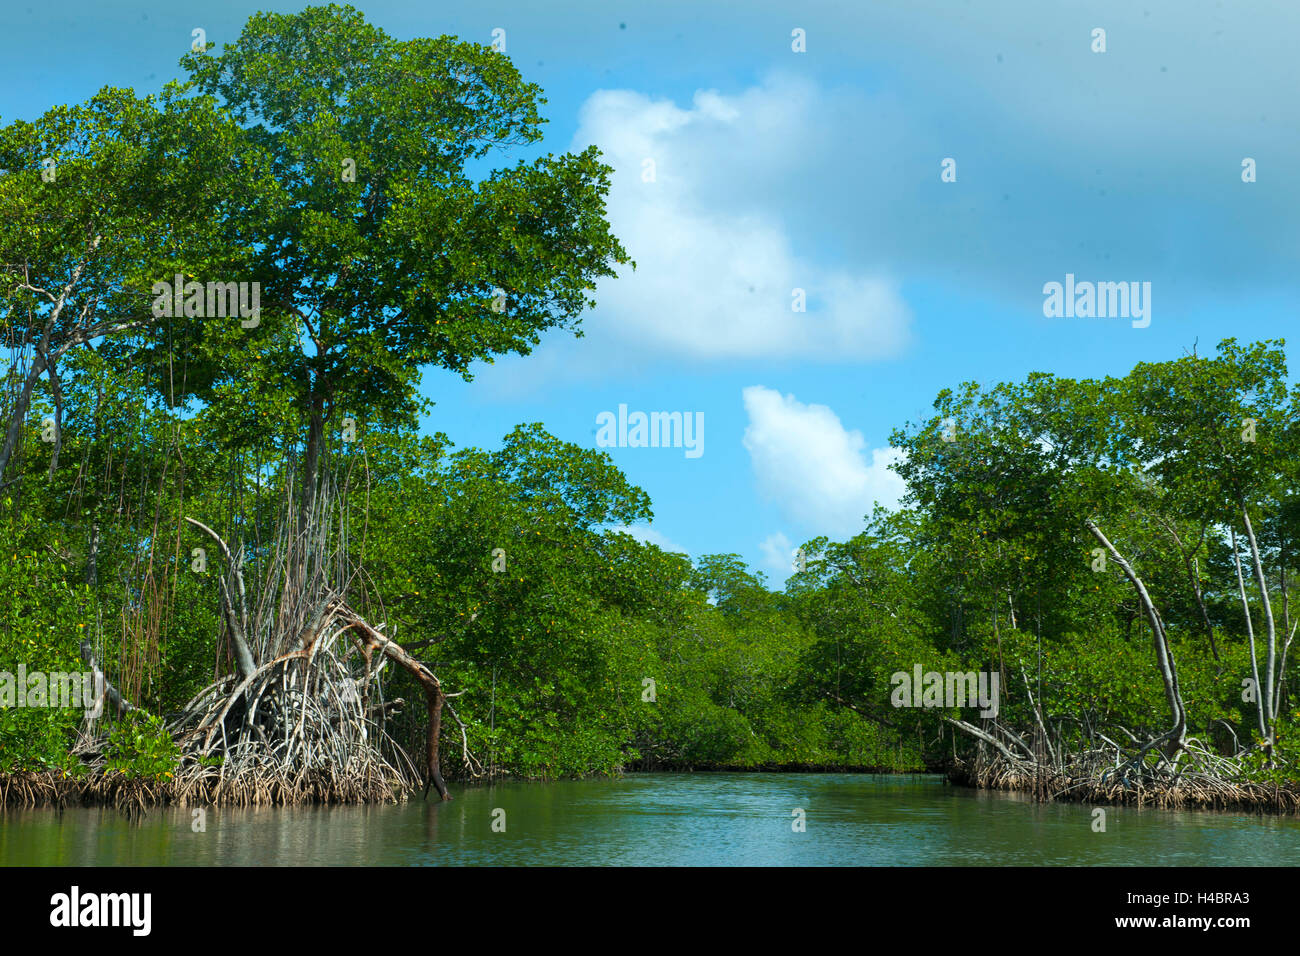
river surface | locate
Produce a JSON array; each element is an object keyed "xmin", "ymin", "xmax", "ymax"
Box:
[{"xmin": 3, "ymin": 772, "xmax": 1299, "ymax": 865}]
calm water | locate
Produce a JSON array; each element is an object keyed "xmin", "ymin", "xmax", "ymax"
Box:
[{"xmin": 3, "ymin": 773, "xmax": 1299, "ymax": 866}]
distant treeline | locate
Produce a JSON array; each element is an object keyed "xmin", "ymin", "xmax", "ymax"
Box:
[{"xmin": 0, "ymin": 6, "xmax": 1295, "ymax": 805}]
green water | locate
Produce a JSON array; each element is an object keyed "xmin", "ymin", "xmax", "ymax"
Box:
[{"xmin": 3, "ymin": 773, "xmax": 1299, "ymax": 866}]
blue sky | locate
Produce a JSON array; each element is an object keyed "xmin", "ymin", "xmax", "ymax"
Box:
[{"xmin": 5, "ymin": 1, "xmax": 1298, "ymax": 584}]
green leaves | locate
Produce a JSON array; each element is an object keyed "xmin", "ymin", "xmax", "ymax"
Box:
[
  {"xmin": 176, "ymin": 4, "xmax": 628, "ymax": 448},
  {"xmin": 102, "ymin": 711, "xmax": 180, "ymax": 781}
]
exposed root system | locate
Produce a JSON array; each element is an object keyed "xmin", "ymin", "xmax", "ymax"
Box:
[
  {"xmin": 947, "ymin": 725, "xmax": 1300, "ymax": 814},
  {"xmin": 4, "ymin": 480, "xmax": 483, "ymax": 810}
]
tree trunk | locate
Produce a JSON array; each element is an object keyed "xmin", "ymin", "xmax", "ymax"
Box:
[
  {"xmin": 299, "ymin": 393, "xmax": 325, "ymax": 534},
  {"xmin": 85, "ymin": 522, "xmax": 100, "ymax": 587},
  {"xmin": 336, "ymin": 606, "xmax": 452, "ymax": 800},
  {"xmin": 1085, "ymin": 518, "xmax": 1186, "ymax": 755},
  {"xmin": 1231, "ymin": 525, "xmax": 1270, "ymax": 744},
  {"xmin": 0, "ymin": 352, "xmax": 48, "ymax": 483},
  {"xmin": 1241, "ymin": 506, "xmax": 1278, "ymax": 742}
]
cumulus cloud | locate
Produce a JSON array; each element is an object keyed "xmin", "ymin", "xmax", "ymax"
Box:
[
  {"xmin": 608, "ymin": 524, "xmax": 689, "ymax": 555},
  {"xmin": 758, "ymin": 531, "xmax": 795, "ymax": 582},
  {"xmin": 570, "ymin": 77, "xmax": 911, "ymax": 363},
  {"xmin": 742, "ymin": 385, "xmax": 905, "ymax": 538}
]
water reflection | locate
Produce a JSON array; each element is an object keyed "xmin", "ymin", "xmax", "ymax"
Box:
[{"xmin": 3, "ymin": 773, "xmax": 1298, "ymax": 866}]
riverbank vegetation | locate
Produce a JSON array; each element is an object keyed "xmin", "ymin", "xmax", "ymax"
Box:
[{"xmin": 2, "ymin": 5, "xmax": 1297, "ymax": 812}]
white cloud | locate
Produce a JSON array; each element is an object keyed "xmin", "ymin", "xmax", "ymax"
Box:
[
  {"xmin": 608, "ymin": 524, "xmax": 689, "ymax": 555},
  {"xmin": 742, "ymin": 385, "xmax": 905, "ymax": 538},
  {"xmin": 566, "ymin": 75, "xmax": 911, "ymax": 364},
  {"xmin": 758, "ymin": 531, "xmax": 795, "ymax": 582}
]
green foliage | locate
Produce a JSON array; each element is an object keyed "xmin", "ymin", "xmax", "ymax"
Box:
[
  {"xmin": 176, "ymin": 4, "xmax": 630, "ymax": 457},
  {"xmin": 1, "ymin": 3, "xmax": 1296, "ymax": 797},
  {"xmin": 103, "ymin": 711, "xmax": 180, "ymax": 781},
  {"xmin": 0, "ymin": 515, "xmax": 95, "ymax": 774}
]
